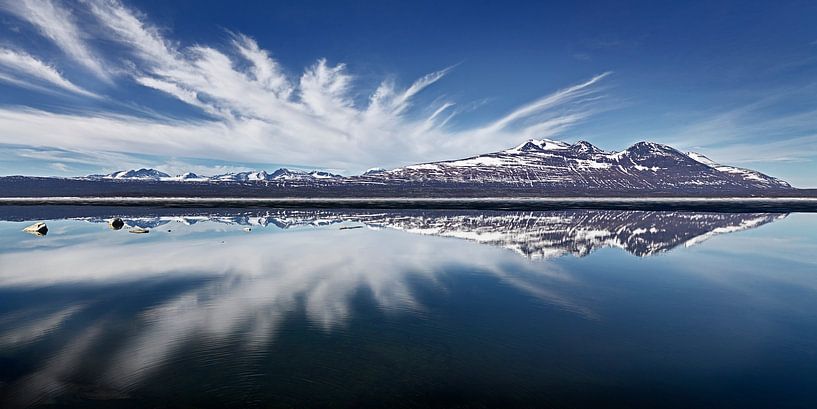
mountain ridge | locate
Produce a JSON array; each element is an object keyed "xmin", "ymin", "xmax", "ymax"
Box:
[
  {"xmin": 355, "ymin": 139, "xmax": 791, "ymax": 191},
  {"xmin": 80, "ymin": 139, "xmax": 790, "ymax": 190},
  {"xmin": 1, "ymin": 138, "xmax": 807, "ymax": 198}
]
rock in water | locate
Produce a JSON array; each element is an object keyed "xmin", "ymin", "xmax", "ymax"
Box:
[
  {"xmin": 22, "ymin": 222, "xmax": 48, "ymax": 236},
  {"xmin": 109, "ymin": 218, "xmax": 124, "ymax": 230},
  {"xmin": 129, "ymin": 227, "xmax": 150, "ymax": 234}
]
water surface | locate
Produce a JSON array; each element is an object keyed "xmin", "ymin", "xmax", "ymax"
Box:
[{"xmin": 1, "ymin": 207, "xmax": 816, "ymax": 408}]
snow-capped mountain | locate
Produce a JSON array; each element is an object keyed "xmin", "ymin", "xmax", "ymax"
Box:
[
  {"xmin": 55, "ymin": 138, "xmax": 799, "ymax": 196},
  {"xmin": 165, "ymin": 172, "xmax": 209, "ymax": 182},
  {"xmin": 210, "ymin": 168, "xmax": 343, "ymax": 182},
  {"xmin": 87, "ymin": 168, "xmax": 342, "ymax": 183},
  {"xmin": 212, "ymin": 170, "xmax": 274, "ymax": 182},
  {"xmin": 89, "ymin": 168, "xmax": 171, "ymax": 180},
  {"xmin": 361, "ymin": 139, "xmax": 791, "ymax": 191},
  {"xmin": 685, "ymin": 152, "xmax": 790, "ymax": 188}
]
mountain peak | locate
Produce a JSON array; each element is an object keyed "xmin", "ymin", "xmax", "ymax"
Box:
[
  {"xmin": 270, "ymin": 168, "xmax": 304, "ymax": 178},
  {"xmin": 622, "ymin": 141, "xmax": 686, "ymax": 160},
  {"xmin": 570, "ymin": 140, "xmax": 603, "ymax": 154},
  {"xmin": 628, "ymin": 141, "xmax": 674, "ymax": 151},
  {"xmin": 309, "ymin": 170, "xmax": 342, "ymax": 179},
  {"xmin": 104, "ymin": 168, "xmax": 170, "ymax": 180},
  {"xmin": 506, "ymin": 138, "xmax": 571, "ymax": 153},
  {"xmin": 363, "ymin": 168, "xmax": 386, "ymax": 175},
  {"xmin": 75, "ymin": 137, "xmax": 793, "ymax": 192},
  {"xmin": 373, "ymin": 137, "xmax": 792, "ymax": 192},
  {"xmin": 213, "ymin": 170, "xmax": 273, "ymax": 182}
]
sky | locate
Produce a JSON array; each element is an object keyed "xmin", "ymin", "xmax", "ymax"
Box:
[{"xmin": 0, "ymin": 0, "xmax": 815, "ymax": 186}]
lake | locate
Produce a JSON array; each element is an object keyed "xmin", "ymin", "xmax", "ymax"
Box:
[{"xmin": 1, "ymin": 207, "xmax": 816, "ymax": 408}]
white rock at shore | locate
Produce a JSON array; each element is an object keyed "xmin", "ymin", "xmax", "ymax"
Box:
[{"xmin": 22, "ymin": 222, "xmax": 48, "ymax": 236}]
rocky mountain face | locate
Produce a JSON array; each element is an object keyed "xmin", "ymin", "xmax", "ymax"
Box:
[
  {"xmin": 357, "ymin": 139, "xmax": 791, "ymax": 191},
  {"xmin": 88, "ymin": 168, "xmax": 342, "ymax": 183},
  {"xmin": 88, "ymin": 168, "xmax": 171, "ymax": 180},
  {"xmin": 80, "ymin": 139, "xmax": 792, "ymax": 195},
  {"xmin": 0, "ymin": 138, "xmax": 800, "ymax": 198}
]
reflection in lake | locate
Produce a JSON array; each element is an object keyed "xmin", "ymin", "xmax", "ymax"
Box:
[{"xmin": 1, "ymin": 208, "xmax": 816, "ymax": 408}]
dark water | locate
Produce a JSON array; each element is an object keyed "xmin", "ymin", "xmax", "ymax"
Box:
[{"xmin": 1, "ymin": 207, "xmax": 816, "ymax": 408}]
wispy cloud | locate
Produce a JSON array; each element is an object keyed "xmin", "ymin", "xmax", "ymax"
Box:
[
  {"xmin": 0, "ymin": 0, "xmax": 610, "ymax": 173},
  {"xmin": 0, "ymin": 48, "xmax": 98, "ymax": 97},
  {"xmin": 5, "ymin": 143, "xmax": 260, "ymax": 177},
  {"xmin": 479, "ymin": 72, "xmax": 611, "ymax": 134},
  {"xmin": 0, "ymin": 0, "xmax": 110, "ymax": 81},
  {"xmin": 663, "ymin": 88, "xmax": 817, "ymax": 166}
]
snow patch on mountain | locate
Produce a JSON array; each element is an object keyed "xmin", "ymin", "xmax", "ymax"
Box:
[
  {"xmin": 363, "ymin": 139, "xmax": 791, "ymax": 191},
  {"xmin": 88, "ymin": 168, "xmax": 342, "ymax": 183},
  {"xmin": 504, "ymin": 138, "xmax": 572, "ymax": 153},
  {"xmin": 81, "ymin": 138, "xmax": 792, "ymax": 192},
  {"xmin": 686, "ymin": 152, "xmax": 791, "ymax": 188},
  {"xmin": 92, "ymin": 168, "xmax": 170, "ymax": 180}
]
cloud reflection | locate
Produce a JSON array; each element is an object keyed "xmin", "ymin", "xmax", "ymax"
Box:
[{"xmin": 0, "ymin": 208, "xmax": 789, "ymax": 402}]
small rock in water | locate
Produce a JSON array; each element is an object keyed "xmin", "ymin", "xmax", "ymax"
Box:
[
  {"xmin": 129, "ymin": 227, "xmax": 150, "ymax": 234},
  {"xmin": 109, "ymin": 218, "xmax": 124, "ymax": 230},
  {"xmin": 23, "ymin": 222, "xmax": 48, "ymax": 236}
]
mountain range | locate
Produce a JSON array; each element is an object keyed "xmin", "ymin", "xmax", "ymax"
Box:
[
  {"xmin": 0, "ymin": 139, "xmax": 807, "ymax": 198},
  {"xmin": 84, "ymin": 139, "xmax": 791, "ymax": 189},
  {"xmin": 88, "ymin": 168, "xmax": 343, "ymax": 182},
  {"xmin": 360, "ymin": 139, "xmax": 791, "ymax": 190}
]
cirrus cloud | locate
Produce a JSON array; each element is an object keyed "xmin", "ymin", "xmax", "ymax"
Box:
[{"xmin": 0, "ymin": 0, "xmax": 610, "ymax": 174}]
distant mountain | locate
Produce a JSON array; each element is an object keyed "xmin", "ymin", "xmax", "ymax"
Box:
[
  {"xmin": 211, "ymin": 170, "xmax": 274, "ymax": 182},
  {"xmin": 1, "ymin": 138, "xmax": 805, "ymax": 198},
  {"xmin": 88, "ymin": 168, "xmax": 171, "ymax": 180},
  {"xmin": 89, "ymin": 167, "xmax": 343, "ymax": 183},
  {"xmin": 172, "ymin": 172, "xmax": 205, "ymax": 181},
  {"xmin": 84, "ymin": 168, "xmax": 342, "ymax": 182},
  {"xmin": 79, "ymin": 139, "xmax": 791, "ymax": 192},
  {"xmin": 358, "ymin": 139, "xmax": 791, "ymax": 191}
]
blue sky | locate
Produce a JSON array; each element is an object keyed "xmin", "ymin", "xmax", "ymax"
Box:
[{"xmin": 0, "ymin": 0, "xmax": 816, "ymax": 186}]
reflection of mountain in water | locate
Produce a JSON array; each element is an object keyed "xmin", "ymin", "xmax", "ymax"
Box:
[
  {"xmin": 0, "ymin": 208, "xmax": 794, "ymax": 404},
  {"xmin": 354, "ymin": 211, "xmax": 786, "ymax": 258},
  {"xmin": 72, "ymin": 209, "xmax": 786, "ymax": 259}
]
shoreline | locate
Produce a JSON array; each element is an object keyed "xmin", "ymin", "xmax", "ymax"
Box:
[{"xmin": 2, "ymin": 196, "xmax": 817, "ymax": 212}]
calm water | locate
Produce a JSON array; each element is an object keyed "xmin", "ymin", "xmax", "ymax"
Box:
[{"xmin": 1, "ymin": 207, "xmax": 816, "ymax": 408}]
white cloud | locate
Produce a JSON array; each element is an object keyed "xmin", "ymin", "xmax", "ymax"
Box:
[
  {"xmin": 662, "ymin": 93, "xmax": 817, "ymax": 165},
  {"xmin": 479, "ymin": 72, "xmax": 611, "ymax": 134},
  {"xmin": 0, "ymin": 48, "xmax": 98, "ymax": 97},
  {"xmin": 231, "ymin": 33, "xmax": 292, "ymax": 98},
  {"xmin": 0, "ymin": 0, "xmax": 610, "ymax": 173},
  {"xmin": 49, "ymin": 162, "xmax": 70, "ymax": 172},
  {"xmin": 1, "ymin": 0, "xmax": 110, "ymax": 81},
  {"xmin": 6, "ymin": 144, "xmax": 259, "ymax": 177},
  {"xmin": 0, "ymin": 217, "xmax": 585, "ymax": 396}
]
